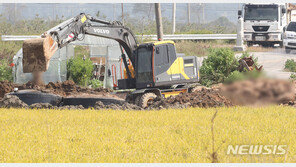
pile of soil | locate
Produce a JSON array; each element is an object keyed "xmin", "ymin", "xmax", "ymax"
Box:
[
  {"xmin": 282, "ymin": 81, "xmax": 296, "ymax": 107},
  {"xmin": 29, "ymin": 103, "xmax": 84, "ymax": 110},
  {"xmin": 2, "ymin": 78, "xmax": 296, "ymax": 110},
  {"xmin": 27, "ymin": 101, "xmax": 140, "ymax": 110},
  {"xmin": 94, "ymin": 101, "xmax": 142, "ymax": 110},
  {"xmin": 44, "ymin": 80, "xmax": 78, "ymax": 96},
  {"xmin": 0, "ymin": 81, "xmax": 15, "ymax": 99},
  {"xmin": 0, "ymin": 94, "xmax": 28, "ymax": 108},
  {"xmin": 30, "ymin": 103, "xmax": 55, "ymax": 109},
  {"xmin": 58, "ymin": 105, "xmax": 85, "ymax": 110},
  {"xmin": 18, "ymin": 80, "xmax": 113, "ymax": 97},
  {"xmin": 217, "ymin": 79, "xmax": 295, "ymax": 106},
  {"xmin": 149, "ymin": 88, "xmax": 232, "ymax": 109}
]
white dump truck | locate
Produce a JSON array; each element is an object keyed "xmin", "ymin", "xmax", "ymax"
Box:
[{"xmin": 238, "ymin": 3, "xmax": 287, "ymax": 47}]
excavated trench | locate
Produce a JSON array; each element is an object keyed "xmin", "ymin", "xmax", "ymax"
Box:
[
  {"xmin": 0, "ymin": 80, "xmax": 126, "ymax": 109},
  {"xmin": 1, "ymin": 78, "xmax": 296, "ymax": 110}
]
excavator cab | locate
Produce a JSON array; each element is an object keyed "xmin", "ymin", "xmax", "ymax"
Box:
[
  {"xmin": 133, "ymin": 41, "xmax": 199, "ymax": 89},
  {"xmin": 123, "ymin": 41, "xmax": 200, "ymax": 108}
]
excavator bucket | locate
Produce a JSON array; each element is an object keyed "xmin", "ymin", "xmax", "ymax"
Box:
[{"xmin": 22, "ymin": 35, "xmax": 57, "ymax": 73}]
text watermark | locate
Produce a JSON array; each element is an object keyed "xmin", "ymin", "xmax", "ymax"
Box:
[{"xmin": 227, "ymin": 145, "xmax": 288, "ymax": 155}]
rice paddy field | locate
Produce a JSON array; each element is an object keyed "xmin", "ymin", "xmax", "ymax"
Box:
[{"xmin": 0, "ymin": 106, "xmax": 296, "ymax": 163}]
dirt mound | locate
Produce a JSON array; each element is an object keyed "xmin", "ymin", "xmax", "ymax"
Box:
[
  {"xmin": 45, "ymin": 80, "xmax": 77, "ymax": 96},
  {"xmin": 94, "ymin": 101, "xmax": 142, "ymax": 110},
  {"xmin": 17, "ymin": 80, "xmax": 113, "ymax": 97},
  {"xmin": 58, "ymin": 105, "xmax": 84, "ymax": 110},
  {"xmin": 0, "ymin": 81, "xmax": 15, "ymax": 99},
  {"xmin": 45, "ymin": 80, "xmax": 113, "ymax": 96},
  {"xmin": 3, "ymin": 79, "xmax": 294, "ymax": 109},
  {"xmin": 0, "ymin": 94, "xmax": 28, "ymax": 108},
  {"xmin": 93, "ymin": 87, "xmax": 113, "ymax": 93},
  {"xmin": 19, "ymin": 81, "xmax": 41, "ymax": 90},
  {"xmin": 18, "ymin": 80, "xmax": 77, "ymax": 96},
  {"xmin": 30, "ymin": 103, "xmax": 54, "ymax": 109},
  {"xmin": 29, "ymin": 103, "xmax": 84, "ymax": 110},
  {"xmin": 149, "ymin": 88, "xmax": 232, "ymax": 109},
  {"xmin": 218, "ymin": 79, "xmax": 295, "ymax": 106}
]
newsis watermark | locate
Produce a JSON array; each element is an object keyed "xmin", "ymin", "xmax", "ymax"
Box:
[{"xmin": 227, "ymin": 145, "xmax": 288, "ymax": 155}]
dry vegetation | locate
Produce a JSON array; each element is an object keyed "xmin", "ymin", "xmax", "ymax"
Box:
[
  {"xmin": 246, "ymin": 46, "xmax": 273, "ymax": 52},
  {"xmin": 0, "ymin": 106, "xmax": 295, "ymax": 163},
  {"xmin": 175, "ymin": 40, "xmax": 234, "ymax": 57},
  {"xmin": 174, "ymin": 41, "xmax": 273, "ymax": 57}
]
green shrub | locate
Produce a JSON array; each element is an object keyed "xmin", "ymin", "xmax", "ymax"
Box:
[
  {"xmin": 66, "ymin": 58, "xmax": 74, "ymax": 80},
  {"xmin": 224, "ymin": 71, "xmax": 245, "ymax": 83},
  {"xmin": 244, "ymin": 69, "xmax": 264, "ymax": 79},
  {"xmin": 285, "ymin": 59, "xmax": 296, "ymax": 72},
  {"xmin": 88, "ymin": 79, "xmax": 103, "ymax": 89},
  {"xmin": 290, "ymin": 73, "xmax": 296, "ymax": 80},
  {"xmin": 67, "ymin": 56, "xmax": 93, "ymax": 86},
  {"xmin": 199, "ymin": 48, "xmax": 238, "ymax": 86},
  {"xmin": 225, "ymin": 70, "xmax": 264, "ymax": 84},
  {"xmin": 0, "ymin": 59, "xmax": 13, "ymax": 82}
]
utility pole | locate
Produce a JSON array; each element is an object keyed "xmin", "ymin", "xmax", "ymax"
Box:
[
  {"xmin": 187, "ymin": 3, "xmax": 191, "ymax": 24},
  {"xmin": 155, "ymin": 3, "xmax": 163, "ymax": 41},
  {"xmin": 113, "ymin": 4, "xmax": 116, "ymax": 20},
  {"xmin": 14, "ymin": 3, "xmax": 16, "ymax": 23},
  {"xmin": 233, "ymin": 17, "xmax": 245, "ymax": 51},
  {"xmin": 121, "ymin": 3, "xmax": 124, "ymax": 25},
  {"xmin": 172, "ymin": 3, "xmax": 176, "ymax": 34},
  {"xmin": 52, "ymin": 4, "xmax": 55, "ymax": 20},
  {"xmin": 202, "ymin": 4, "xmax": 205, "ymax": 24}
]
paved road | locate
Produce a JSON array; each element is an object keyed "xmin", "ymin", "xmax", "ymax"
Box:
[{"xmin": 237, "ymin": 48, "xmax": 296, "ymax": 79}]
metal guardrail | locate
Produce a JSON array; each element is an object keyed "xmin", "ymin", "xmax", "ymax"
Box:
[
  {"xmin": 1, "ymin": 35, "xmax": 40, "ymax": 41},
  {"xmin": 1, "ymin": 34, "xmax": 237, "ymax": 41},
  {"xmin": 139, "ymin": 34, "xmax": 237, "ymax": 40}
]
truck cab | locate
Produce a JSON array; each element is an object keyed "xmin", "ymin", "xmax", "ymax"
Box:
[
  {"xmin": 239, "ymin": 3, "xmax": 287, "ymax": 47},
  {"xmin": 283, "ymin": 21, "xmax": 296, "ymax": 53}
]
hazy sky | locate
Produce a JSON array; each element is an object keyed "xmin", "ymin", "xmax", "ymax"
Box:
[{"xmin": 0, "ymin": 3, "xmax": 242, "ymax": 24}]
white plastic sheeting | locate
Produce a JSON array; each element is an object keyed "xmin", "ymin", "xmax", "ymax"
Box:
[
  {"xmin": 13, "ymin": 46, "xmax": 73, "ymax": 84},
  {"xmin": 13, "ymin": 34, "xmax": 124, "ymax": 89}
]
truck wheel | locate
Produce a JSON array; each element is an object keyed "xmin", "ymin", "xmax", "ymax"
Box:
[
  {"xmin": 138, "ymin": 92, "xmax": 157, "ymax": 108},
  {"xmin": 285, "ymin": 47, "xmax": 291, "ymax": 54},
  {"xmin": 262, "ymin": 43, "xmax": 269, "ymax": 48},
  {"xmin": 247, "ymin": 42, "xmax": 252, "ymax": 47}
]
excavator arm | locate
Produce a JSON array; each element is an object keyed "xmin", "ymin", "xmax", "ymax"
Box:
[{"xmin": 23, "ymin": 13, "xmax": 138, "ymax": 79}]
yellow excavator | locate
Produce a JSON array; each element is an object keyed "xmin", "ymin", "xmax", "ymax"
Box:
[{"xmin": 22, "ymin": 13, "xmax": 200, "ymax": 107}]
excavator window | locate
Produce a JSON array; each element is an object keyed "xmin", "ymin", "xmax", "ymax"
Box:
[
  {"xmin": 155, "ymin": 45, "xmax": 169, "ymax": 66},
  {"xmin": 167, "ymin": 44, "xmax": 177, "ymax": 63},
  {"xmin": 136, "ymin": 47, "xmax": 153, "ymax": 84}
]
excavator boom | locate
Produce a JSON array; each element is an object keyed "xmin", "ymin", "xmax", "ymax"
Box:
[{"xmin": 22, "ymin": 13, "xmax": 138, "ymax": 79}]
